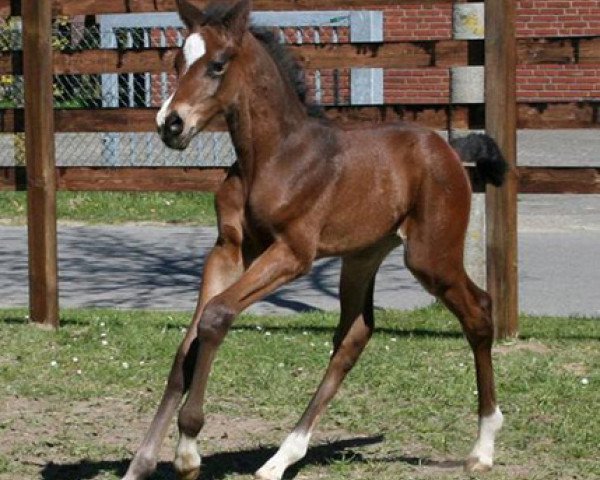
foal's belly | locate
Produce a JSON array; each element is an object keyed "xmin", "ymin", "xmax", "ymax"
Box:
[{"xmin": 316, "ymin": 202, "xmax": 406, "ymax": 257}]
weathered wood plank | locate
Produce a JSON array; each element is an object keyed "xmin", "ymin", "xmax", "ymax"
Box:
[
  {"xmin": 2, "ymin": 38, "xmax": 598, "ymax": 76},
  {"xmin": 578, "ymin": 38, "xmax": 600, "ymax": 64},
  {"xmin": 2, "ymin": 103, "xmax": 599, "ymax": 134},
  {"xmin": 0, "ymin": 0, "xmax": 452, "ymax": 16},
  {"xmin": 23, "ymin": 0, "xmax": 59, "ymax": 328},
  {"xmin": 517, "ymin": 38, "xmax": 575, "ymax": 64},
  {"xmin": 517, "ymin": 103, "xmax": 600, "ymax": 129},
  {"xmin": 3, "ymin": 166, "xmax": 599, "ymax": 193},
  {"xmin": 485, "ymin": 0, "xmax": 519, "ymax": 338},
  {"xmin": 517, "ymin": 167, "xmax": 600, "ymax": 194},
  {"xmin": 0, "ymin": 106, "xmax": 470, "ymax": 132},
  {"xmin": 57, "ymin": 166, "xmax": 228, "ymax": 191},
  {"xmin": 0, "ymin": 43, "xmax": 458, "ymax": 75}
]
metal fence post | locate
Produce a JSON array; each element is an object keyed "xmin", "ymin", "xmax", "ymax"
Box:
[{"xmin": 23, "ymin": 0, "xmax": 59, "ymax": 328}]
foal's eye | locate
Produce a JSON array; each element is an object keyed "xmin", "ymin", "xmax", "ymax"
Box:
[{"xmin": 208, "ymin": 61, "xmax": 227, "ymax": 77}]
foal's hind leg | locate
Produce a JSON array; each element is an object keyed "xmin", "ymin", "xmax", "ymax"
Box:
[
  {"xmin": 404, "ymin": 222, "xmax": 503, "ymax": 472},
  {"xmin": 256, "ymin": 240, "xmax": 396, "ymax": 480}
]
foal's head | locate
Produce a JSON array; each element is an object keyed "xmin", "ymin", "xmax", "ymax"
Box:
[{"xmin": 157, "ymin": 0, "xmax": 251, "ymax": 150}]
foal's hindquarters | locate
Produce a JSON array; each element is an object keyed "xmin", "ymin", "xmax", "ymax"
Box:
[{"xmin": 256, "ymin": 129, "xmax": 503, "ymax": 479}]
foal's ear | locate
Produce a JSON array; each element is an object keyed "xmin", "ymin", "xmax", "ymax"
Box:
[
  {"xmin": 222, "ymin": 0, "xmax": 251, "ymax": 44},
  {"xmin": 177, "ymin": 0, "xmax": 205, "ymax": 30}
]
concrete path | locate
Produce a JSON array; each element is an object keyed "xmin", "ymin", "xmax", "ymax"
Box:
[{"xmin": 1, "ymin": 195, "xmax": 599, "ymax": 317}]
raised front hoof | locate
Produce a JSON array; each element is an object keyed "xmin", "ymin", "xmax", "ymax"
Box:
[
  {"xmin": 255, "ymin": 465, "xmax": 284, "ymax": 480},
  {"xmin": 464, "ymin": 456, "xmax": 493, "ymax": 474},
  {"xmin": 176, "ymin": 466, "xmax": 201, "ymax": 480}
]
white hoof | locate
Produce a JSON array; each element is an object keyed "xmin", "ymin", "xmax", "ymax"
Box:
[
  {"xmin": 465, "ymin": 456, "xmax": 493, "ymax": 473},
  {"xmin": 255, "ymin": 463, "xmax": 284, "ymax": 480},
  {"xmin": 174, "ymin": 434, "xmax": 202, "ymax": 480},
  {"xmin": 256, "ymin": 431, "xmax": 310, "ymax": 480},
  {"xmin": 467, "ymin": 406, "xmax": 503, "ymax": 473}
]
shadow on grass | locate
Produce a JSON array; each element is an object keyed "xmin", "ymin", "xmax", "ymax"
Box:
[{"xmin": 39, "ymin": 434, "xmax": 461, "ymax": 480}]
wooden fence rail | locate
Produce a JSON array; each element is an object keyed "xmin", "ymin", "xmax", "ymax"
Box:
[
  {"xmin": 2, "ymin": 38, "xmax": 600, "ymax": 75},
  {"xmin": 2, "ymin": 166, "xmax": 599, "ymax": 194},
  {"xmin": 0, "ymin": 0, "xmax": 452, "ymax": 17},
  {"xmin": 1, "ymin": 104, "xmax": 599, "ymax": 134}
]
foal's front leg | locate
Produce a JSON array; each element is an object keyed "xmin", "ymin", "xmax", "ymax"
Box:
[
  {"xmin": 173, "ymin": 240, "xmax": 312, "ymax": 480},
  {"xmin": 122, "ymin": 241, "xmax": 244, "ymax": 480}
]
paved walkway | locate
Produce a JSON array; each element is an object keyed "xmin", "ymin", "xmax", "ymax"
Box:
[{"xmin": 1, "ymin": 195, "xmax": 599, "ymax": 317}]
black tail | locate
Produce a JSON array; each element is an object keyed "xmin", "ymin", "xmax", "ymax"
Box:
[{"xmin": 450, "ymin": 133, "xmax": 508, "ymax": 187}]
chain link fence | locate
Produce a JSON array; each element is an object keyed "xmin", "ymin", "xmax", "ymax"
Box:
[{"xmin": 0, "ymin": 17, "xmax": 349, "ymax": 168}]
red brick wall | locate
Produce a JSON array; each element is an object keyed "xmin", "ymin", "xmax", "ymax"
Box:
[
  {"xmin": 518, "ymin": 65, "xmax": 600, "ymax": 101},
  {"xmin": 385, "ymin": 68, "xmax": 450, "ymax": 104},
  {"xmin": 517, "ymin": 0, "xmax": 600, "ymax": 38}
]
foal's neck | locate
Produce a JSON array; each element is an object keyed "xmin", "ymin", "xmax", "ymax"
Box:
[{"xmin": 225, "ymin": 33, "xmax": 309, "ymax": 184}]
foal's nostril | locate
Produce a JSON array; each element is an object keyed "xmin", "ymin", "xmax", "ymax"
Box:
[{"xmin": 165, "ymin": 112, "xmax": 184, "ymax": 137}]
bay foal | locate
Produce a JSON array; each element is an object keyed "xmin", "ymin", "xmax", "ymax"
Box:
[{"xmin": 123, "ymin": 1, "xmax": 507, "ymax": 479}]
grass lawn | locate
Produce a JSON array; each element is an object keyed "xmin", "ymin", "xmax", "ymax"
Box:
[
  {"xmin": 0, "ymin": 306, "xmax": 598, "ymax": 480},
  {"xmin": 0, "ymin": 191, "xmax": 217, "ymax": 226}
]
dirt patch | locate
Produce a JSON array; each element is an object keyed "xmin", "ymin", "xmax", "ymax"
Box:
[
  {"xmin": 562, "ymin": 362, "xmax": 589, "ymax": 376},
  {"xmin": 493, "ymin": 340, "xmax": 551, "ymax": 355},
  {"xmin": 0, "ymin": 395, "xmax": 365, "ymax": 480}
]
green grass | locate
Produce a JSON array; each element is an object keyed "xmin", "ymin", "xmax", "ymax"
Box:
[
  {"xmin": 0, "ymin": 191, "xmax": 217, "ymax": 225},
  {"xmin": 0, "ymin": 306, "xmax": 599, "ymax": 479}
]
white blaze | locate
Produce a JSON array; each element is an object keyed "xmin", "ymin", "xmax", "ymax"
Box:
[
  {"xmin": 156, "ymin": 93, "xmax": 174, "ymax": 127},
  {"xmin": 184, "ymin": 33, "xmax": 206, "ymax": 71}
]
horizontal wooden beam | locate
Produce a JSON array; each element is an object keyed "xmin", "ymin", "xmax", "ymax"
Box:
[
  {"xmin": 4, "ymin": 38, "xmax": 599, "ymax": 76},
  {"xmin": 2, "ymin": 102, "xmax": 599, "ymax": 134},
  {"xmin": 517, "ymin": 103, "xmax": 600, "ymax": 129},
  {"xmin": 3, "ymin": 166, "xmax": 599, "ymax": 193},
  {"xmin": 0, "ymin": 0, "xmax": 451, "ymax": 16},
  {"xmin": 517, "ymin": 167, "xmax": 600, "ymax": 194},
  {"xmin": 0, "ymin": 106, "xmax": 470, "ymax": 132},
  {"xmin": 1, "ymin": 167, "xmax": 228, "ymax": 191}
]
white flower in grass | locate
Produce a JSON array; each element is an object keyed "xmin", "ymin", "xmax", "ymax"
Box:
[
  {"xmin": 101, "ymin": 340, "xmax": 108, "ymax": 346},
  {"xmin": 581, "ymin": 378, "xmax": 589, "ymax": 385},
  {"xmin": 122, "ymin": 362, "xmax": 130, "ymax": 369},
  {"xmin": 278, "ymin": 362, "xmax": 284, "ymax": 368},
  {"xmin": 50, "ymin": 360, "xmax": 58, "ymax": 368},
  {"xmin": 100, "ymin": 332, "xmax": 107, "ymax": 338},
  {"xmin": 72, "ymin": 357, "xmax": 79, "ymax": 363},
  {"xmin": 100, "ymin": 322, "xmax": 106, "ymax": 327},
  {"xmin": 256, "ymin": 325, "xmax": 263, "ymax": 331},
  {"xmin": 385, "ymin": 345, "xmax": 390, "ymax": 351},
  {"xmin": 390, "ymin": 337, "xmax": 397, "ymax": 342},
  {"xmin": 265, "ymin": 332, "xmax": 271, "ymax": 337},
  {"xmin": 76, "ymin": 369, "xmax": 82, "ymax": 375}
]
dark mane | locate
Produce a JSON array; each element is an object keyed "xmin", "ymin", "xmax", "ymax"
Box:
[{"xmin": 250, "ymin": 28, "xmax": 324, "ymax": 118}]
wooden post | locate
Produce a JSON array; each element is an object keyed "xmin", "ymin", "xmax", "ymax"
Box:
[
  {"xmin": 485, "ymin": 0, "xmax": 518, "ymax": 338},
  {"xmin": 23, "ymin": 0, "xmax": 59, "ymax": 328}
]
